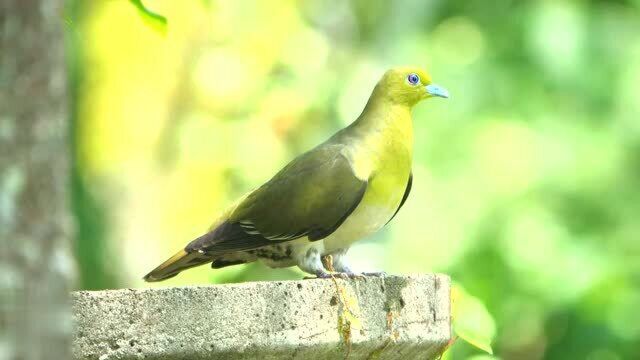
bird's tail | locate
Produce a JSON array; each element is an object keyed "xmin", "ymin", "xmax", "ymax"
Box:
[{"xmin": 143, "ymin": 249, "xmax": 210, "ymax": 282}]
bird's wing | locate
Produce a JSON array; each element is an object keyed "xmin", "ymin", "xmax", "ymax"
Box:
[
  {"xmin": 187, "ymin": 144, "xmax": 368, "ymax": 255},
  {"xmin": 386, "ymin": 172, "xmax": 412, "ymax": 225}
]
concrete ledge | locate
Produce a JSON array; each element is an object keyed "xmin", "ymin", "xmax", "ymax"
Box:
[{"xmin": 72, "ymin": 274, "xmax": 451, "ymax": 359}]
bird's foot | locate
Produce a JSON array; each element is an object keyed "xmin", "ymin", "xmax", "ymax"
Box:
[
  {"xmin": 333, "ymin": 271, "xmax": 366, "ymax": 280},
  {"xmin": 360, "ymin": 271, "xmax": 387, "ymax": 277},
  {"xmin": 303, "ymin": 271, "xmax": 367, "ymax": 280},
  {"xmin": 303, "ymin": 270, "xmax": 333, "ymax": 280}
]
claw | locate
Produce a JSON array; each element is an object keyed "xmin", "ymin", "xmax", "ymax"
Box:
[
  {"xmin": 334, "ymin": 272, "xmax": 366, "ymax": 279},
  {"xmin": 361, "ymin": 271, "xmax": 387, "ymax": 277},
  {"xmin": 303, "ymin": 270, "xmax": 332, "ymax": 280},
  {"xmin": 303, "ymin": 270, "xmax": 384, "ymax": 280},
  {"xmin": 303, "ymin": 271, "xmax": 369, "ymax": 280}
]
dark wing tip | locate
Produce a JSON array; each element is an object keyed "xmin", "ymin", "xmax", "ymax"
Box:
[
  {"xmin": 143, "ymin": 249, "xmax": 207, "ymax": 282},
  {"xmin": 143, "ymin": 271, "xmax": 179, "ymax": 282}
]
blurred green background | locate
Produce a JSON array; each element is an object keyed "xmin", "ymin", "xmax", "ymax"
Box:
[{"xmin": 67, "ymin": 0, "xmax": 640, "ymax": 359}]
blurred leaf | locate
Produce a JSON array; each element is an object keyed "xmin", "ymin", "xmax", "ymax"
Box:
[
  {"xmin": 129, "ymin": 0, "xmax": 167, "ymax": 35},
  {"xmin": 466, "ymin": 356, "xmax": 501, "ymax": 360},
  {"xmin": 452, "ymin": 284, "xmax": 496, "ymax": 355}
]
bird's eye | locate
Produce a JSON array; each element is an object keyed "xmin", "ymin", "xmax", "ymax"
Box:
[{"xmin": 407, "ymin": 73, "xmax": 420, "ymax": 85}]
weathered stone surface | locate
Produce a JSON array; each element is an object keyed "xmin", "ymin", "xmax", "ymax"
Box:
[{"xmin": 72, "ymin": 274, "xmax": 450, "ymax": 359}]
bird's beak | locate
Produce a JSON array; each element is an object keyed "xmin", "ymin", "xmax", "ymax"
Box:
[{"xmin": 425, "ymin": 84, "xmax": 449, "ymax": 98}]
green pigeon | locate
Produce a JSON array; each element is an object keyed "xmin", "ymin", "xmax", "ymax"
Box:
[{"xmin": 144, "ymin": 66, "xmax": 448, "ymax": 281}]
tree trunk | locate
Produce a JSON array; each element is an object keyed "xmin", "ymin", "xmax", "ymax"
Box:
[{"xmin": 0, "ymin": 0, "xmax": 74, "ymax": 359}]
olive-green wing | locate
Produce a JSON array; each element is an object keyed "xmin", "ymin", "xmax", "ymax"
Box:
[
  {"xmin": 182, "ymin": 144, "xmax": 368, "ymax": 258},
  {"xmin": 231, "ymin": 145, "xmax": 368, "ymax": 241}
]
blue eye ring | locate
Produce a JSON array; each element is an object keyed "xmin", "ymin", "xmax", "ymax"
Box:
[{"xmin": 407, "ymin": 73, "xmax": 420, "ymax": 85}]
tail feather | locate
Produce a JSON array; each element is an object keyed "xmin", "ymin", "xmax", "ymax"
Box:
[{"xmin": 143, "ymin": 249, "xmax": 210, "ymax": 282}]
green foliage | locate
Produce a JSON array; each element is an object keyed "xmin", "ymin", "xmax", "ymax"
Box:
[
  {"xmin": 452, "ymin": 284, "xmax": 496, "ymax": 355},
  {"xmin": 65, "ymin": 0, "xmax": 121, "ymax": 290},
  {"xmin": 129, "ymin": 0, "xmax": 167, "ymax": 35},
  {"xmin": 466, "ymin": 355, "xmax": 500, "ymax": 360}
]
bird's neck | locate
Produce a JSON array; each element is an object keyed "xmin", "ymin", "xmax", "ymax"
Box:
[{"xmin": 350, "ymin": 95, "xmax": 414, "ymax": 148}]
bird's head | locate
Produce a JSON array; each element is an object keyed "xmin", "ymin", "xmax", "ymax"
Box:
[{"xmin": 374, "ymin": 66, "xmax": 449, "ymax": 107}]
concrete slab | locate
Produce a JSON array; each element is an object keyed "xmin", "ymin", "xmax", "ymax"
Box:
[{"xmin": 72, "ymin": 274, "xmax": 450, "ymax": 359}]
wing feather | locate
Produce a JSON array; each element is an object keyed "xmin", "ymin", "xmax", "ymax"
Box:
[
  {"xmin": 386, "ymin": 172, "xmax": 412, "ymax": 225},
  {"xmin": 184, "ymin": 144, "xmax": 368, "ymax": 255}
]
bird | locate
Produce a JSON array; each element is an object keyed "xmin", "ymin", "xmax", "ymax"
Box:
[{"xmin": 144, "ymin": 66, "xmax": 449, "ymax": 282}]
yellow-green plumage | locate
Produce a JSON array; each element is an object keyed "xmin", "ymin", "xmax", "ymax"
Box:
[{"xmin": 145, "ymin": 66, "xmax": 448, "ymax": 281}]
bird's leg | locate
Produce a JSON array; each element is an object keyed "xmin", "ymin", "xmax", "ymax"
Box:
[
  {"xmin": 325, "ymin": 250, "xmax": 364, "ymax": 279},
  {"xmin": 299, "ymin": 247, "xmax": 331, "ymax": 279},
  {"xmin": 327, "ymin": 249, "xmax": 387, "ymax": 278}
]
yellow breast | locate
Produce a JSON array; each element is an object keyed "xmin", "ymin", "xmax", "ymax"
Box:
[{"xmin": 322, "ymin": 113, "xmax": 413, "ymax": 252}]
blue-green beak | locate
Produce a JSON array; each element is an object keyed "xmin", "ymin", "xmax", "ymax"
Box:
[{"xmin": 426, "ymin": 84, "xmax": 449, "ymax": 98}]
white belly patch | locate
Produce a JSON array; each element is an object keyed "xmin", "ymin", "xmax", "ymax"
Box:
[{"xmin": 320, "ymin": 203, "xmax": 395, "ymax": 253}]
